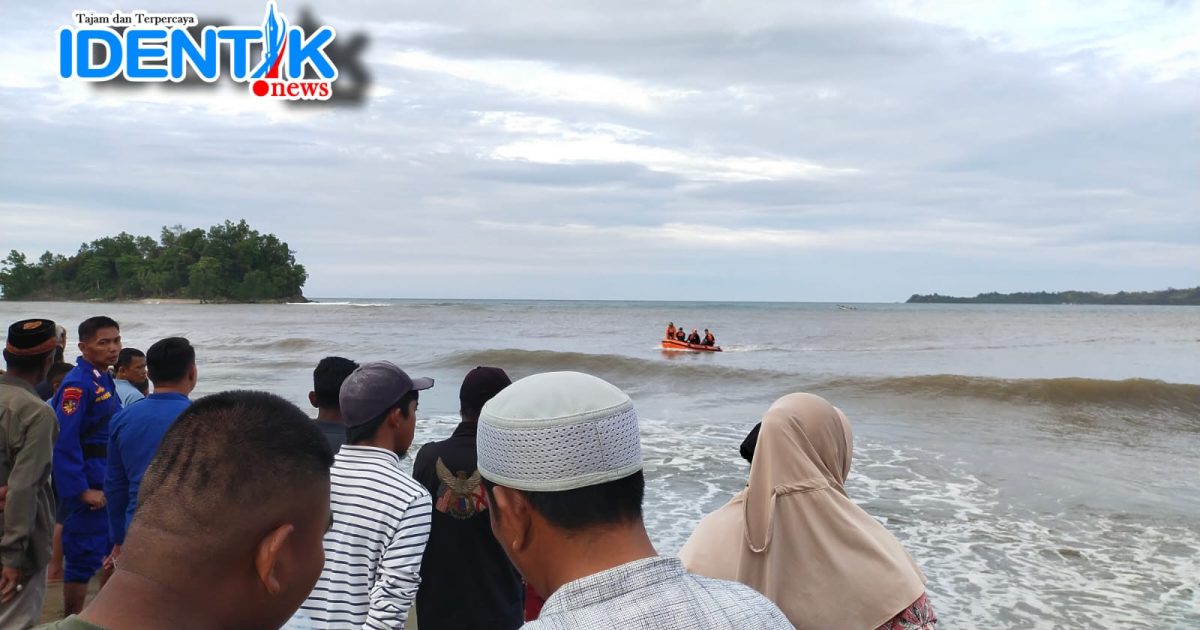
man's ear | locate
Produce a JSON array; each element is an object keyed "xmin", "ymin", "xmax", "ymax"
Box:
[
  {"xmin": 392, "ymin": 403, "xmax": 417, "ymax": 427},
  {"xmin": 254, "ymin": 523, "xmax": 295, "ymax": 595},
  {"xmin": 308, "ymin": 391, "xmax": 319, "ymax": 409},
  {"xmin": 491, "ymin": 486, "xmax": 533, "ymax": 554}
]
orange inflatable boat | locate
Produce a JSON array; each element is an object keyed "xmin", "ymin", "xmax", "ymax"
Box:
[{"xmin": 661, "ymin": 339, "xmax": 722, "ymax": 352}]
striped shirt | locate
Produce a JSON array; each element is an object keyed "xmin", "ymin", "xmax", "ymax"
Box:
[{"xmin": 294, "ymin": 446, "xmax": 433, "ymax": 629}]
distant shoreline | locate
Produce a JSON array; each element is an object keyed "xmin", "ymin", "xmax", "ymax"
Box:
[
  {"xmin": 907, "ymin": 287, "xmax": 1199, "ymax": 306},
  {"xmin": 0, "ymin": 296, "xmax": 306, "ymax": 305},
  {"xmin": 1, "ymin": 293, "xmax": 1195, "ymax": 306}
]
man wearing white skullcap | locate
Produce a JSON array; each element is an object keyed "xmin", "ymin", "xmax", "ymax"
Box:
[{"xmin": 477, "ymin": 371, "xmax": 792, "ymax": 629}]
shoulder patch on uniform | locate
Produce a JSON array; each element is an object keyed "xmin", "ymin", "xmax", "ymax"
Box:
[{"xmin": 61, "ymin": 387, "xmax": 83, "ymax": 416}]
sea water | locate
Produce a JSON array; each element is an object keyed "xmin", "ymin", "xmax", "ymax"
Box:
[{"xmin": 6, "ymin": 300, "xmax": 1198, "ymax": 627}]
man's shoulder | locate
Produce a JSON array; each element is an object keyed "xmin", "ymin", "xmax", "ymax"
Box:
[
  {"xmin": 684, "ymin": 573, "xmax": 791, "ymax": 622},
  {"xmin": 412, "ymin": 438, "xmax": 450, "ymax": 473},
  {"xmin": 61, "ymin": 364, "xmax": 92, "ymax": 384},
  {"xmin": 0, "ymin": 382, "xmax": 54, "ymax": 418},
  {"xmin": 335, "ymin": 452, "xmax": 429, "ymax": 502},
  {"xmin": 57, "ymin": 368, "xmax": 94, "ymax": 399},
  {"xmin": 416, "ymin": 435, "xmax": 479, "ymax": 471}
]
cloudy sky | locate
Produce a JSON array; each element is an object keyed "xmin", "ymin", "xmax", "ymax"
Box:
[{"xmin": 2, "ymin": 0, "xmax": 1197, "ymax": 301}]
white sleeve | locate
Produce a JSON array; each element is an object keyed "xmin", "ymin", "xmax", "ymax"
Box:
[{"xmin": 364, "ymin": 492, "xmax": 433, "ymax": 630}]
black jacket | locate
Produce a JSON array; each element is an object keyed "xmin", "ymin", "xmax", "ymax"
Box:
[{"xmin": 412, "ymin": 422, "xmax": 524, "ymax": 630}]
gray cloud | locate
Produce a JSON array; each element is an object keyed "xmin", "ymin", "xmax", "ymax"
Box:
[{"xmin": 1, "ymin": 0, "xmax": 1196, "ymax": 300}]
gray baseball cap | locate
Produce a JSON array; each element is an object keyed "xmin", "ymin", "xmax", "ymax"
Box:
[{"xmin": 339, "ymin": 361, "xmax": 434, "ymax": 427}]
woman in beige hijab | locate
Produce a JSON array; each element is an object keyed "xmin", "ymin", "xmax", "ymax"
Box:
[{"xmin": 679, "ymin": 393, "xmax": 937, "ymax": 629}]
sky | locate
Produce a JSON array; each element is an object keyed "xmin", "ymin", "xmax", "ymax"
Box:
[{"xmin": 1, "ymin": 0, "xmax": 1197, "ymax": 302}]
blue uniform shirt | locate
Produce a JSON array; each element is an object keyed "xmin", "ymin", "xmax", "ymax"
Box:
[
  {"xmin": 105, "ymin": 392, "xmax": 191, "ymax": 545},
  {"xmin": 52, "ymin": 357, "xmax": 122, "ymax": 500},
  {"xmin": 113, "ymin": 379, "xmax": 145, "ymax": 408}
]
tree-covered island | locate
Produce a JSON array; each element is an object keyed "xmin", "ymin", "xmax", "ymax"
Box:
[
  {"xmin": 0, "ymin": 220, "xmax": 307, "ymax": 303},
  {"xmin": 907, "ymin": 287, "xmax": 1200, "ymax": 305}
]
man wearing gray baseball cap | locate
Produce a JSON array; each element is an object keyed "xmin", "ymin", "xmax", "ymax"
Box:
[{"xmin": 292, "ymin": 362, "xmax": 434, "ymax": 629}]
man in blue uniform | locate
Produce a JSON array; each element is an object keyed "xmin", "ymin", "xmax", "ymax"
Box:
[
  {"xmin": 106, "ymin": 337, "xmax": 196, "ymax": 558},
  {"xmin": 51, "ymin": 316, "xmax": 122, "ymax": 615}
]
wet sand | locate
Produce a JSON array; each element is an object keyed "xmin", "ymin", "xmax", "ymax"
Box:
[{"xmin": 37, "ymin": 579, "xmax": 100, "ymax": 624}]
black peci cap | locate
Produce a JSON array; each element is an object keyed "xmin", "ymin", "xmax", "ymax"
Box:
[
  {"xmin": 460, "ymin": 366, "xmax": 512, "ymax": 413},
  {"xmin": 6, "ymin": 319, "xmax": 58, "ymax": 356}
]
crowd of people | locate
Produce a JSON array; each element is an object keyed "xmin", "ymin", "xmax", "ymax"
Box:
[
  {"xmin": 664, "ymin": 322, "xmax": 716, "ymax": 346},
  {"xmin": 0, "ymin": 314, "xmax": 937, "ymax": 630}
]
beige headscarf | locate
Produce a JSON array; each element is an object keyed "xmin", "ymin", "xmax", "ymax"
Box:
[{"xmin": 679, "ymin": 393, "xmax": 927, "ymax": 630}]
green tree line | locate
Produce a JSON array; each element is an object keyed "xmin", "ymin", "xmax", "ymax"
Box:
[
  {"xmin": 907, "ymin": 287, "xmax": 1200, "ymax": 305},
  {"xmin": 0, "ymin": 220, "xmax": 307, "ymax": 302}
]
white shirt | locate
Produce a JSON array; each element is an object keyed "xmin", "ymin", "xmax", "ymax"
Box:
[
  {"xmin": 525, "ymin": 556, "xmax": 793, "ymax": 630},
  {"xmin": 294, "ymin": 445, "xmax": 432, "ymax": 629}
]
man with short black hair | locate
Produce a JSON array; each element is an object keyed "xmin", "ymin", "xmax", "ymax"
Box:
[
  {"xmin": 294, "ymin": 361, "xmax": 433, "ymax": 629},
  {"xmin": 308, "ymin": 356, "xmax": 359, "ymax": 452},
  {"xmin": 37, "ymin": 390, "xmax": 334, "ymax": 630},
  {"xmin": 413, "ymin": 366, "xmax": 523, "ymax": 630},
  {"xmin": 0, "ymin": 319, "xmax": 60, "ymax": 627},
  {"xmin": 478, "ymin": 371, "xmax": 791, "ymax": 629},
  {"xmin": 113, "ymin": 348, "xmax": 148, "ymax": 407},
  {"xmin": 51, "ymin": 316, "xmax": 122, "ymax": 615},
  {"xmin": 105, "ymin": 337, "xmax": 198, "ymax": 559}
]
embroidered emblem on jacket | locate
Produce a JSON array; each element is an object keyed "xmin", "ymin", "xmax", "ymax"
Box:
[{"xmin": 435, "ymin": 457, "xmax": 487, "ymax": 519}]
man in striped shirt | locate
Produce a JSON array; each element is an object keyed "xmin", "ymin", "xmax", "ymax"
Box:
[{"xmin": 294, "ymin": 361, "xmax": 434, "ymax": 629}]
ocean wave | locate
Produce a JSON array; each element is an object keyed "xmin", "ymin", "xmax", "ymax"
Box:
[
  {"xmin": 420, "ymin": 348, "xmax": 793, "ymax": 384},
  {"xmin": 718, "ymin": 344, "xmax": 788, "ymax": 353},
  {"xmin": 825, "ymin": 374, "xmax": 1200, "ymax": 415},
  {"xmin": 288, "ymin": 301, "xmax": 393, "ymax": 307},
  {"xmin": 222, "ymin": 336, "xmax": 323, "ymax": 351},
  {"xmin": 421, "ymin": 349, "xmax": 1199, "ymax": 421}
]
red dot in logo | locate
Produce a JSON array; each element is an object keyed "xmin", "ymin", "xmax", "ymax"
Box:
[{"xmin": 252, "ymin": 80, "xmax": 269, "ymax": 97}]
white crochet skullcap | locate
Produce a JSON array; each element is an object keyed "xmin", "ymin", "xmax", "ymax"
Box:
[{"xmin": 477, "ymin": 371, "xmax": 643, "ymax": 492}]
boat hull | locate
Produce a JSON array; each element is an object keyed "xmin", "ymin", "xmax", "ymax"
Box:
[{"xmin": 661, "ymin": 339, "xmax": 722, "ymax": 352}]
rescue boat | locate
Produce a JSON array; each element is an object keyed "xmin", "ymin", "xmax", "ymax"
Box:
[{"xmin": 661, "ymin": 338, "xmax": 722, "ymax": 352}]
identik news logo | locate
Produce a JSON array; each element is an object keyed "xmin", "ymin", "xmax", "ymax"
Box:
[{"xmin": 59, "ymin": 1, "xmax": 338, "ymax": 100}]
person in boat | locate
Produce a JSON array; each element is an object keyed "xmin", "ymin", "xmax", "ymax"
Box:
[
  {"xmin": 687, "ymin": 329, "xmax": 701, "ymax": 345},
  {"xmin": 674, "ymin": 328, "xmax": 687, "ymax": 342},
  {"xmin": 665, "ymin": 323, "xmax": 676, "ymax": 340},
  {"xmin": 703, "ymin": 329, "xmax": 716, "ymax": 346}
]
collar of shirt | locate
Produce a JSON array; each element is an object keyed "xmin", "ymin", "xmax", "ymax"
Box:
[
  {"xmin": 337, "ymin": 444, "xmax": 402, "ymax": 467},
  {"xmin": 75, "ymin": 356, "xmax": 99, "ymax": 374},
  {"xmin": 145, "ymin": 392, "xmax": 189, "ymax": 402},
  {"xmin": 540, "ymin": 556, "xmax": 685, "ymax": 616},
  {"xmin": 451, "ymin": 421, "xmax": 479, "ymax": 440}
]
